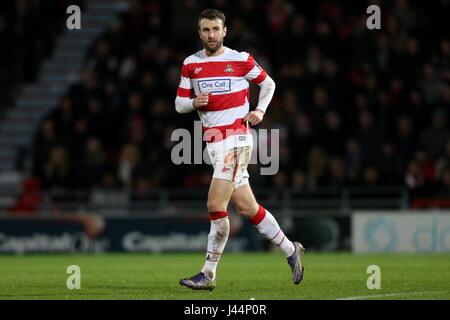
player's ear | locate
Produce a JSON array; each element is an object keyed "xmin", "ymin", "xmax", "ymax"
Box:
[{"xmin": 223, "ymin": 26, "xmax": 227, "ymax": 37}]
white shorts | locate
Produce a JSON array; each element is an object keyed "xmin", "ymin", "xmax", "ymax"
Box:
[{"xmin": 206, "ymin": 134, "xmax": 253, "ymax": 189}]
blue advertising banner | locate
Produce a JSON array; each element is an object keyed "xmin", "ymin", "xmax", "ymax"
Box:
[
  {"xmin": 352, "ymin": 211, "xmax": 450, "ymax": 253},
  {"xmin": 0, "ymin": 215, "xmax": 261, "ymax": 254}
]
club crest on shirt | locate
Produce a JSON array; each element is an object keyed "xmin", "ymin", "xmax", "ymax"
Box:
[
  {"xmin": 194, "ymin": 67, "xmax": 202, "ymax": 75},
  {"xmin": 224, "ymin": 64, "xmax": 234, "ymax": 73}
]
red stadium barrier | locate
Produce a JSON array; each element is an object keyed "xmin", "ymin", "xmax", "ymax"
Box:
[{"xmin": 411, "ymin": 199, "xmax": 450, "ymax": 209}]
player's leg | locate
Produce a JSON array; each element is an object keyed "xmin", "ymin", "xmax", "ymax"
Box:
[
  {"xmin": 179, "ymin": 178, "xmax": 235, "ymax": 290},
  {"xmin": 200, "ymin": 146, "xmax": 250, "ymax": 281},
  {"xmin": 180, "ymin": 143, "xmax": 252, "ymax": 290},
  {"xmin": 201, "ymin": 178, "xmax": 235, "ymax": 280},
  {"xmin": 231, "ymin": 182, "xmax": 305, "ymax": 284},
  {"xmin": 231, "ymin": 183, "xmax": 295, "ymax": 256}
]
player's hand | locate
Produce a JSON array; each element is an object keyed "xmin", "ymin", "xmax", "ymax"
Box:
[
  {"xmin": 193, "ymin": 93, "xmax": 210, "ymax": 108},
  {"xmin": 244, "ymin": 109, "xmax": 265, "ymax": 126}
]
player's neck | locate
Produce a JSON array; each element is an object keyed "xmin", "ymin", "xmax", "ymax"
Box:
[{"xmin": 204, "ymin": 45, "xmax": 225, "ymax": 57}]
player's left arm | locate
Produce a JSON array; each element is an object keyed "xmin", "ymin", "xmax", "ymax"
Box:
[
  {"xmin": 245, "ymin": 76, "xmax": 276, "ymax": 125},
  {"xmin": 242, "ymin": 54, "xmax": 276, "ymax": 126}
]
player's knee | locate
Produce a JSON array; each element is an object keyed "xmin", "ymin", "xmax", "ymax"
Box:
[
  {"xmin": 207, "ymin": 201, "xmax": 226, "ymax": 213},
  {"xmin": 235, "ymin": 203, "xmax": 259, "ymax": 220}
]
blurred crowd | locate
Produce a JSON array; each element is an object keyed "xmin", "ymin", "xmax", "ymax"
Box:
[
  {"xmin": 0, "ymin": 0, "xmax": 84, "ymax": 108},
  {"xmin": 29, "ymin": 0, "xmax": 450, "ymax": 203}
]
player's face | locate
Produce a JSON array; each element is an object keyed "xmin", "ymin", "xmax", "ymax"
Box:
[{"xmin": 198, "ymin": 18, "xmax": 227, "ymax": 54}]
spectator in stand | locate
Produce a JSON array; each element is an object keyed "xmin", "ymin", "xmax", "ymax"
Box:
[
  {"xmin": 326, "ymin": 157, "xmax": 347, "ymax": 189},
  {"xmin": 32, "ymin": 119, "xmax": 59, "ymax": 177},
  {"xmin": 435, "ymin": 166, "xmax": 450, "ymax": 199},
  {"xmin": 418, "ymin": 109, "xmax": 450, "ymax": 160},
  {"xmin": 413, "ymin": 148, "xmax": 437, "ymax": 197},
  {"xmin": 376, "ymin": 142, "xmax": 403, "ymax": 185},
  {"xmin": 75, "ymin": 137, "xmax": 108, "ymax": 189},
  {"xmin": 307, "ymin": 147, "xmax": 328, "ymax": 189},
  {"xmin": 48, "ymin": 95, "xmax": 75, "ymax": 144},
  {"xmin": 42, "ymin": 146, "xmax": 74, "ymax": 192},
  {"xmin": 290, "ymin": 112, "xmax": 315, "ymax": 171},
  {"xmin": 396, "ymin": 116, "xmax": 416, "ymax": 167},
  {"xmin": 405, "ymin": 159, "xmax": 425, "ymax": 198},
  {"xmin": 117, "ymin": 144, "xmax": 144, "ymax": 189},
  {"xmin": 361, "ymin": 165, "xmax": 380, "ymax": 187},
  {"xmin": 86, "ymin": 38, "xmax": 118, "ymax": 82},
  {"xmin": 344, "ymin": 138, "xmax": 363, "ymax": 185},
  {"xmin": 291, "ymin": 169, "xmax": 307, "ymax": 195},
  {"xmin": 357, "ymin": 109, "xmax": 382, "ymax": 165},
  {"xmin": 319, "ymin": 110, "xmax": 345, "ymax": 156},
  {"xmin": 436, "ymin": 139, "xmax": 450, "ymax": 179}
]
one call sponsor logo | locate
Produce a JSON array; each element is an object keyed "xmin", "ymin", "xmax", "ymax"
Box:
[{"xmin": 198, "ymin": 79, "xmax": 231, "ymax": 94}]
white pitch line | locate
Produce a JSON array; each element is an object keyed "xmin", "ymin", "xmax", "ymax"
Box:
[{"xmin": 336, "ymin": 291, "xmax": 450, "ymax": 300}]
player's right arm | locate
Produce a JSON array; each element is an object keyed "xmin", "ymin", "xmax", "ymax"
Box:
[
  {"xmin": 175, "ymin": 62, "xmax": 195, "ymax": 113},
  {"xmin": 175, "ymin": 62, "xmax": 210, "ymax": 113}
]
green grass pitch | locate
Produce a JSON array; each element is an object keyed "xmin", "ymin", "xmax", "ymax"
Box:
[{"xmin": 0, "ymin": 252, "xmax": 449, "ymax": 300}]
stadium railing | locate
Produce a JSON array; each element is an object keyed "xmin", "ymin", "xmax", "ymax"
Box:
[{"xmin": 2, "ymin": 186, "xmax": 410, "ymax": 217}]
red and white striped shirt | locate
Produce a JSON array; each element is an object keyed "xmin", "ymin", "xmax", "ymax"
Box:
[{"xmin": 176, "ymin": 47, "xmax": 267, "ymax": 143}]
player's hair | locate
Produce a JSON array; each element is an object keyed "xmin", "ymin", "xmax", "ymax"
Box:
[{"xmin": 198, "ymin": 9, "xmax": 226, "ymax": 28}]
